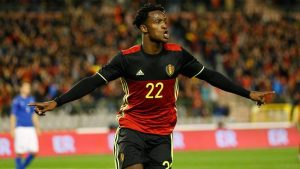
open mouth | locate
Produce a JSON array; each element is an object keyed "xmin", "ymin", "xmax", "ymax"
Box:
[{"xmin": 163, "ymin": 30, "xmax": 169, "ymax": 39}]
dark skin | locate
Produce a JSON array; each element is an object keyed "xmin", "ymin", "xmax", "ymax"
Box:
[
  {"xmin": 141, "ymin": 10, "xmax": 169, "ymax": 54},
  {"xmin": 29, "ymin": 10, "xmax": 275, "ymax": 169}
]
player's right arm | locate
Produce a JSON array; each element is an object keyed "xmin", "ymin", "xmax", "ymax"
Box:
[
  {"xmin": 10, "ymin": 99, "xmax": 17, "ymax": 138},
  {"xmin": 29, "ymin": 53, "xmax": 124, "ymax": 116},
  {"xmin": 10, "ymin": 114, "xmax": 16, "ymax": 138},
  {"xmin": 32, "ymin": 113, "xmax": 41, "ymax": 135},
  {"xmin": 28, "ymin": 74, "xmax": 106, "ymax": 115}
]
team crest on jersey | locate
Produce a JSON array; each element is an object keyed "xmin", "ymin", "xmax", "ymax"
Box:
[{"xmin": 166, "ymin": 64, "xmax": 175, "ymax": 77}]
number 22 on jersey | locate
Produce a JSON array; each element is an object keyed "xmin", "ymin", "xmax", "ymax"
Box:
[{"xmin": 145, "ymin": 82, "xmax": 164, "ymax": 99}]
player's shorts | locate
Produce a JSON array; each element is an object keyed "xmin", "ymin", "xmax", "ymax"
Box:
[
  {"xmin": 15, "ymin": 127, "xmax": 39, "ymax": 154},
  {"xmin": 114, "ymin": 128, "xmax": 173, "ymax": 169}
]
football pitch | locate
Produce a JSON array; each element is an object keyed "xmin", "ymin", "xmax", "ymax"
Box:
[{"xmin": 1, "ymin": 148, "xmax": 299, "ymax": 169}]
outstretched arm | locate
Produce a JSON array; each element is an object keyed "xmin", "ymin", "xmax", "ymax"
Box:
[
  {"xmin": 197, "ymin": 68, "xmax": 250, "ymax": 98},
  {"xmin": 29, "ymin": 52, "xmax": 124, "ymax": 116},
  {"xmin": 54, "ymin": 73, "xmax": 107, "ymax": 106},
  {"xmin": 28, "ymin": 73, "xmax": 107, "ymax": 115},
  {"xmin": 196, "ymin": 68, "xmax": 274, "ymax": 105},
  {"xmin": 179, "ymin": 48, "xmax": 274, "ymax": 106}
]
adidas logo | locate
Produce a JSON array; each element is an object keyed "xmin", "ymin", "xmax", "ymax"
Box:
[{"xmin": 136, "ymin": 70, "xmax": 144, "ymax": 76}]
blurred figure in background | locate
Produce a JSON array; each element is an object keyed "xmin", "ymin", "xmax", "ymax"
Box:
[
  {"xmin": 10, "ymin": 82, "xmax": 40, "ymax": 169},
  {"xmin": 212, "ymin": 102, "xmax": 230, "ymax": 125}
]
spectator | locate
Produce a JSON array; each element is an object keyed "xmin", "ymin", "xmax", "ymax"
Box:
[{"xmin": 0, "ymin": 1, "xmax": 299, "ymax": 118}]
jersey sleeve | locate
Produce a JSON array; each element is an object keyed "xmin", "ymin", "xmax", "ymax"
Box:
[
  {"xmin": 97, "ymin": 52, "xmax": 124, "ymax": 82},
  {"xmin": 195, "ymin": 68, "xmax": 250, "ymax": 99},
  {"xmin": 30, "ymin": 97, "xmax": 36, "ymax": 113},
  {"xmin": 179, "ymin": 48, "xmax": 205, "ymax": 78}
]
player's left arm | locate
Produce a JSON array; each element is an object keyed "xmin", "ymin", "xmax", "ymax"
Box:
[
  {"xmin": 180, "ymin": 48, "xmax": 274, "ymax": 106},
  {"xmin": 196, "ymin": 68, "xmax": 274, "ymax": 105}
]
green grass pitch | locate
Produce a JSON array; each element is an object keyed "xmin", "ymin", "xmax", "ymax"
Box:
[{"xmin": 1, "ymin": 148, "xmax": 299, "ymax": 169}]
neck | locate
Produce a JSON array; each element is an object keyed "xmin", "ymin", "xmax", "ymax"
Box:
[
  {"xmin": 142, "ymin": 35, "xmax": 163, "ymax": 55},
  {"xmin": 20, "ymin": 94, "xmax": 28, "ymax": 98}
]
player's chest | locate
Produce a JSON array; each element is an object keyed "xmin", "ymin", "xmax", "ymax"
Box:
[
  {"xmin": 17, "ymin": 100, "xmax": 33, "ymax": 113},
  {"xmin": 123, "ymin": 54, "xmax": 182, "ymax": 80}
]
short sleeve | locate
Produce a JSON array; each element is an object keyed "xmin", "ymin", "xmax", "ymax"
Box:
[
  {"xmin": 30, "ymin": 97, "xmax": 36, "ymax": 113},
  {"xmin": 97, "ymin": 52, "xmax": 124, "ymax": 82},
  {"xmin": 179, "ymin": 48, "xmax": 205, "ymax": 78}
]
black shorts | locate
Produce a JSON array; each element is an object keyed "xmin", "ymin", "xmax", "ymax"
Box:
[{"xmin": 114, "ymin": 128, "xmax": 173, "ymax": 169}]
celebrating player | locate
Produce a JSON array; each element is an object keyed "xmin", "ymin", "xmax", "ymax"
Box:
[
  {"xmin": 29, "ymin": 4, "xmax": 274, "ymax": 169},
  {"xmin": 11, "ymin": 82, "xmax": 40, "ymax": 169}
]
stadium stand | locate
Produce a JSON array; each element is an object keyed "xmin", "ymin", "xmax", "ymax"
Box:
[{"xmin": 0, "ymin": 0, "xmax": 299, "ymax": 130}]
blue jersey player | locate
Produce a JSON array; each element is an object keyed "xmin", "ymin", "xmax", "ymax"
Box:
[{"xmin": 10, "ymin": 82, "xmax": 40, "ymax": 169}]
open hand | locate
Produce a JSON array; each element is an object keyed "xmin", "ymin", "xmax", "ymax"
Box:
[
  {"xmin": 249, "ymin": 91, "xmax": 275, "ymax": 106},
  {"xmin": 28, "ymin": 101, "xmax": 57, "ymax": 116}
]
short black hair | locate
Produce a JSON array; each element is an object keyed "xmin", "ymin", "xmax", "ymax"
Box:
[{"xmin": 133, "ymin": 3, "xmax": 165, "ymax": 29}]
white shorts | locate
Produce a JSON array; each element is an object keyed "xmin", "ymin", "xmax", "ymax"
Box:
[{"xmin": 15, "ymin": 127, "xmax": 39, "ymax": 154}]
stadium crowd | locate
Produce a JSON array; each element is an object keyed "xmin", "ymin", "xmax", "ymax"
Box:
[{"xmin": 0, "ymin": 1, "xmax": 299, "ymax": 117}]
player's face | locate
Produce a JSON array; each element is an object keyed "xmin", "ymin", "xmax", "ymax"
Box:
[
  {"xmin": 20, "ymin": 83, "xmax": 31, "ymax": 97},
  {"xmin": 145, "ymin": 10, "xmax": 169, "ymax": 43}
]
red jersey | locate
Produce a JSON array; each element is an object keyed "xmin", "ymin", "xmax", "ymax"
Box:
[{"xmin": 98, "ymin": 43, "xmax": 204, "ymax": 135}]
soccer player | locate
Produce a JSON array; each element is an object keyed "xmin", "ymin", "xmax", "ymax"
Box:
[
  {"xmin": 11, "ymin": 82, "xmax": 40, "ymax": 169},
  {"xmin": 29, "ymin": 4, "xmax": 274, "ymax": 169}
]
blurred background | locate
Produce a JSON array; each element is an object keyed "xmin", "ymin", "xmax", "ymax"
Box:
[{"xmin": 0, "ymin": 0, "xmax": 299, "ymax": 130}]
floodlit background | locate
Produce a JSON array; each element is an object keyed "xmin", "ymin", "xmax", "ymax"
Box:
[{"xmin": 0, "ymin": 0, "xmax": 299, "ymax": 169}]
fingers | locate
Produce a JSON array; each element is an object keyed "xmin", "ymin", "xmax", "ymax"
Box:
[
  {"xmin": 256, "ymin": 92, "xmax": 269, "ymax": 107},
  {"xmin": 28, "ymin": 101, "xmax": 53, "ymax": 116},
  {"xmin": 258, "ymin": 91, "xmax": 275, "ymax": 107},
  {"xmin": 34, "ymin": 108, "xmax": 46, "ymax": 116},
  {"xmin": 256, "ymin": 98, "xmax": 265, "ymax": 107},
  {"xmin": 34, "ymin": 106, "xmax": 47, "ymax": 116},
  {"xmin": 29, "ymin": 102, "xmax": 48, "ymax": 116},
  {"xmin": 250, "ymin": 91, "xmax": 275, "ymax": 107},
  {"xmin": 261, "ymin": 91, "xmax": 276, "ymax": 96},
  {"xmin": 28, "ymin": 102, "xmax": 43, "ymax": 107}
]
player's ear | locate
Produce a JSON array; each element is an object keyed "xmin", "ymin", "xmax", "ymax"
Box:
[{"xmin": 140, "ymin": 24, "xmax": 148, "ymax": 33}]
